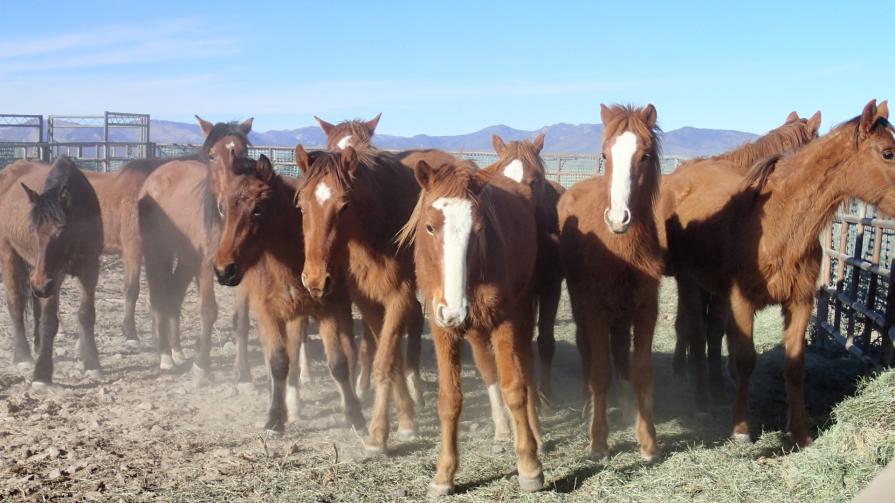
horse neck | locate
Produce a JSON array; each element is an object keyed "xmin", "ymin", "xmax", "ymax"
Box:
[
  {"xmin": 257, "ymin": 178, "xmax": 304, "ymax": 274},
  {"xmin": 760, "ymin": 128, "xmax": 854, "ymax": 260}
]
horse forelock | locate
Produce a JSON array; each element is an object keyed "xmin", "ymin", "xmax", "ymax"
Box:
[
  {"xmin": 601, "ymin": 105, "xmax": 662, "ymax": 157},
  {"xmin": 202, "ymin": 121, "xmax": 251, "ymax": 158},
  {"xmin": 325, "ymin": 120, "xmax": 376, "ymax": 150}
]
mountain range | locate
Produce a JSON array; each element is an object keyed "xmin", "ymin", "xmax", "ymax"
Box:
[{"xmin": 1, "ymin": 119, "xmax": 760, "ymax": 158}]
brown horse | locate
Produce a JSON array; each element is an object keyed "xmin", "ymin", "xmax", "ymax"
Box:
[
  {"xmin": 211, "ymin": 153, "xmax": 365, "ymax": 434},
  {"xmin": 295, "ymin": 145, "xmax": 423, "ymax": 452},
  {"xmin": 81, "ymin": 158, "xmax": 168, "ymax": 345},
  {"xmin": 484, "ymin": 133, "xmax": 565, "ymax": 402},
  {"xmin": 137, "ymin": 117, "xmax": 252, "ymax": 384},
  {"xmin": 665, "ymin": 99, "xmax": 895, "ymax": 446},
  {"xmin": 0, "ymin": 157, "xmax": 103, "ymax": 384},
  {"xmin": 559, "ymin": 104, "xmax": 663, "ymax": 462},
  {"xmin": 398, "ymin": 158, "xmax": 544, "ymax": 496},
  {"xmin": 664, "ymin": 110, "xmax": 821, "ymax": 406}
]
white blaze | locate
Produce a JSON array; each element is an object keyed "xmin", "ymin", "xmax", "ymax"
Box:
[
  {"xmin": 607, "ymin": 131, "xmax": 637, "ymax": 222},
  {"xmin": 226, "ymin": 141, "xmax": 236, "ymax": 150},
  {"xmin": 336, "ymin": 135, "xmax": 353, "ymax": 149},
  {"xmin": 432, "ymin": 197, "xmax": 473, "ymax": 321},
  {"xmin": 503, "ymin": 159, "xmax": 524, "ymax": 183},
  {"xmin": 314, "ymin": 182, "xmax": 332, "ymax": 205}
]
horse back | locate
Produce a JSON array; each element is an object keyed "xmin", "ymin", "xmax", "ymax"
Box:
[{"xmin": 138, "ymin": 159, "xmax": 212, "ymax": 257}]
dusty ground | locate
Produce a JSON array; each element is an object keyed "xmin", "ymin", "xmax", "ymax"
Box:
[{"xmin": 0, "ymin": 257, "xmax": 877, "ymax": 501}]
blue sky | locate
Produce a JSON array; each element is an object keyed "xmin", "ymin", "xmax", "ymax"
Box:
[{"xmin": 1, "ymin": 1, "xmax": 891, "ymax": 136}]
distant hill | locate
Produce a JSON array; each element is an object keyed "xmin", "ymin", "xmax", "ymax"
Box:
[{"xmin": 0, "ymin": 119, "xmax": 759, "ymax": 158}]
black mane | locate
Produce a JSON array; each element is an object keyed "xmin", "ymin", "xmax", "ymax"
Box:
[
  {"xmin": 29, "ymin": 157, "xmax": 77, "ymax": 227},
  {"xmin": 202, "ymin": 121, "xmax": 252, "ymax": 158}
]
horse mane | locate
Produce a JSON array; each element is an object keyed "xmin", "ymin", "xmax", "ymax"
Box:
[
  {"xmin": 484, "ymin": 139, "xmax": 547, "ymax": 179},
  {"xmin": 714, "ymin": 121, "xmax": 816, "ymax": 167},
  {"xmin": 741, "ymin": 154, "xmax": 783, "ymax": 192},
  {"xmin": 202, "ymin": 121, "xmax": 251, "ymax": 157},
  {"xmin": 29, "ymin": 158, "xmax": 77, "ymax": 227},
  {"xmin": 396, "ymin": 161, "xmax": 504, "ymax": 273}
]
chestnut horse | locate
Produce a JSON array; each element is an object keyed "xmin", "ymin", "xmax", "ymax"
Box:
[
  {"xmin": 211, "ymin": 153, "xmax": 365, "ymax": 434},
  {"xmin": 664, "ymin": 110, "xmax": 821, "ymax": 406},
  {"xmin": 483, "ymin": 133, "xmax": 565, "ymax": 402},
  {"xmin": 665, "ymin": 99, "xmax": 895, "ymax": 446},
  {"xmin": 295, "ymin": 145, "xmax": 422, "ymax": 453},
  {"xmin": 398, "ymin": 159, "xmax": 544, "ymax": 496},
  {"xmin": 558, "ymin": 104, "xmax": 663, "ymax": 462},
  {"xmin": 0, "ymin": 157, "xmax": 103, "ymax": 384},
  {"xmin": 137, "ymin": 117, "xmax": 252, "ymax": 383}
]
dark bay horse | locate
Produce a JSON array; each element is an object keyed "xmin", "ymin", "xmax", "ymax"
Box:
[
  {"xmin": 558, "ymin": 104, "xmax": 663, "ymax": 462},
  {"xmin": 666, "ymin": 99, "xmax": 895, "ymax": 446},
  {"xmin": 483, "ymin": 133, "xmax": 565, "ymax": 402},
  {"xmin": 0, "ymin": 157, "xmax": 103, "ymax": 384},
  {"xmin": 211, "ymin": 153, "xmax": 365, "ymax": 434},
  {"xmin": 295, "ymin": 145, "xmax": 422, "ymax": 453},
  {"xmin": 662, "ymin": 110, "xmax": 821, "ymax": 406},
  {"xmin": 137, "ymin": 117, "xmax": 252, "ymax": 384},
  {"xmin": 398, "ymin": 159, "xmax": 544, "ymax": 496}
]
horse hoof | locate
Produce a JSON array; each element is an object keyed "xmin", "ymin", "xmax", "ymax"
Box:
[
  {"xmin": 264, "ymin": 428, "xmax": 283, "ymax": 438},
  {"xmin": 192, "ymin": 364, "xmax": 210, "ymax": 388},
  {"xmin": 518, "ymin": 472, "xmax": 545, "ymax": 492},
  {"xmin": 236, "ymin": 382, "xmax": 255, "ymax": 395},
  {"xmin": 124, "ymin": 339, "xmax": 140, "ymax": 349},
  {"xmin": 159, "ymin": 355, "xmax": 175, "ymax": 371},
  {"xmin": 84, "ymin": 369, "xmax": 103, "ymax": 380},
  {"xmin": 641, "ymin": 449, "xmax": 662, "ymax": 464},
  {"xmin": 31, "ymin": 380, "xmax": 52, "ymax": 390},
  {"xmin": 363, "ymin": 445, "xmax": 386, "ymax": 457},
  {"xmin": 494, "ymin": 429, "xmax": 512, "ymax": 443},
  {"xmin": 171, "ymin": 351, "xmax": 186, "ymax": 366},
  {"xmin": 731, "ymin": 432, "xmax": 751, "ymax": 444},
  {"xmin": 395, "ymin": 429, "xmax": 417, "ymax": 442},
  {"xmin": 589, "ymin": 449, "xmax": 609, "ymax": 462},
  {"xmin": 427, "ymin": 482, "xmax": 454, "ymax": 498},
  {"xmin": 15, "ymin": 361, "xmax": 33, "ymax": 372}
]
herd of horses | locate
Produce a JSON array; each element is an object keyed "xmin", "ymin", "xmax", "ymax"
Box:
[{"xmin": 1, "ymin": 98, "xmax": 894, "ymax": 496}]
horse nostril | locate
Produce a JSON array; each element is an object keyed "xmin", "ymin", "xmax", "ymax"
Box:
[
  {"xmin": 301, "ymin": 272, "xmax": 308, "ymax": 288},
  {"xmin": 323, "ymin": 274, "xmax": 332, "ymax": 294}
]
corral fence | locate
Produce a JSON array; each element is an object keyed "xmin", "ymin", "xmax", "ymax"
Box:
[{"xmin": 2, "ymin": 112, "xmax": 892, "ymax": 364}]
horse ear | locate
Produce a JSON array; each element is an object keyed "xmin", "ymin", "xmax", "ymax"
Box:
[
  {"xmin": 239, "ymin": 117, "xmax": 254, "ymax": 135},
  {"xmin": 807, "ymin": 111, "xmax": 822, "ymax": 132},
  {"xmin": 640, "ymin": 104, "xmax": 658, "ymax": 129},
  {"xmin": 195, "ymin": 115, "xmax": 214, "ymax": 137},
  {"xmin": 599, "ymin": 104, "xmax": 612, "ymax": 125},
  {"xmin": 492, "ymin": 134, "xmax": 507, "ymax": 155},
  {"xmin": 257, "ymin": 154, "xmax": 274, "ymax": 182},
  {"xmin": 785, "ymin": 111, "xmax": 799, "ymax": 124},
  {"xmin": 366, "ymin": 113, "xmax": 382, "ymax": 133},
  {"xmin": 860, "ymin": 99, "xmax": 879, "ymax": 138},
  {"xmin": 314, "ymin": 116, "xmax": 335, "ymax": 135},
  {"xmin": 877, "ymin": 100, "xmax": 889, "ymax": 121},
  {"xmin": 294, "ymin": 145, "xmax": 311, "ymax": 176},
  {"xmin": 342, "ymin": 146, "xmax": 359, "ymax": 176},
  {"xmin": 414, "ymin": 160, "xmax": 436, "ymax": 190},
  {"xmin": 532, "ymin": 133, "xmax": 545, "ymax": 154},
  {"xmin": 20, "ymin": 183, "xmax": 39, "ymax": 204}
]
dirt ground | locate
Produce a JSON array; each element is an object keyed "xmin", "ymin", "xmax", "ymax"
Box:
[{"xmin": 0, "ymin": 257, "xmax": 872, "ymax": 501}]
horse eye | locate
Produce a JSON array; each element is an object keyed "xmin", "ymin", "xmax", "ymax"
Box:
[
  {"xmin": 425, "ymin": 224, "xmax": 435, "ymax": 235},
  {"xmin": 642, "ymin": 153, "xmax": 652, "ymax": 161},
  {"xmin": 251, "ymin": 206, "xmax": 263, "ymax": 218},
  {"xmin": 883, "ymin": 150, "xmax": 894, "ymax": 161},
  {"xmin": 217, "ymin": 201, "xmax": 225, "ymax": 217}
]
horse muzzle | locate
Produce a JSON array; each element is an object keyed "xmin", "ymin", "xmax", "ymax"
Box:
[
  {"xmin": 301, "ymin": 271, "xmax": 332, "ymax": 299},
  {"xmin": 434, "ymin": 303, "xmax": 467, "ymax": 329},
  {"xmin": 214, "ymin": 262, "xmax": 243, "ymax": 287},
  {"xmin": 31, "ymin": 277, "xmax": 55, "ymax": 298},
  {"xmin": 604, "ymin": 207, "xmax": 632, "ymax": 234}
]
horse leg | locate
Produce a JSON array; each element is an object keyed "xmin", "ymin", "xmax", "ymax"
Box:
[
  {"xmin": 728, "ymin": 286, "xmax": 756, "ymax": 443},
  {"xmin": 427, "ymin": 326, "xmax": 462, "ymax": 497},
  {"xmin": 193, "ymin": 261, "xmax": 217, "ymax": 387},
  {"xmin": 318, "ymin": 308, "xmax": 366, "ymax": 432},
  {"xmin": 76, "ymin": 266, "xmax": 102, "ymax": 378},
  {"xmin": 536, "ymin": 278, "xmax": 561, "ymax": 405},
  {"xmin": 403, "ymin": 296, "xmax": 425, "ymax": 407},
  {"xmin": 2, "ymin": 250, "xmax": 32, "ymax": 367},
  {"xmin": 676, "ymin": 276, "xmax": 708, "ymax": 408},
  {"xmin": 519, "ymin": 295, "xmax": 544, "ymax": 456},
  {"xmin": 706, "ymin": 295, "xmax": 730, "ymax": 404},
  {"xmin": 167, "ymin": 259, "xmax": 194, "ymax": 366},
  {"xmin": 586, "ymin": 309, "xmax": 612, "ymax": 460},
  {"xmin": 782, "ymin": 300, "xmax": 813, "ymax": 447},
  {"xmin": 467, "ymin": 328, "xmax": 511, "ymax": 442},
  {"xmin": 258, "ymin": 314, "xmax": 288, "ymax": 434},
  {"xmin": 632, "ymin": 293, "xmax": 660, "ymax": 462},
  {"xmin": 121, "ymin": 240, "xmax": 141, "ymax": 345},
  {"xmin": 356, "ymin": 323, "xmax": 375, "ymax": 399},
  {"xmin": 31, "ymin": 293, "xmax": 41, "ymax": 354},
  {"xmin": 32, "ymin": 292, "xmax": 60, "ymax": 385},
  {"xmin": 143, "ymin": 245, "xmax": 173, "ymax": 370},
  {"xmin": 571, "ymin": 295, "xmax": 592, "ymax": 400},
  {"xmin": 298, "ymin": 319, "xmax": 311, "ymax": 384},
  {"xmin": 492, "ymin": 319, "xmax": 544, "ymax": 492},
  {"xmin": 285, "ymin": 316, "xmax": 306, "ymax": 423},
  {"xmin": 233, "ymin": 286, "xmax": 252, "ymax": 388},
  {"xmin": 610, "ymin": 320, "xmax": 634, "ymax": 423}
]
